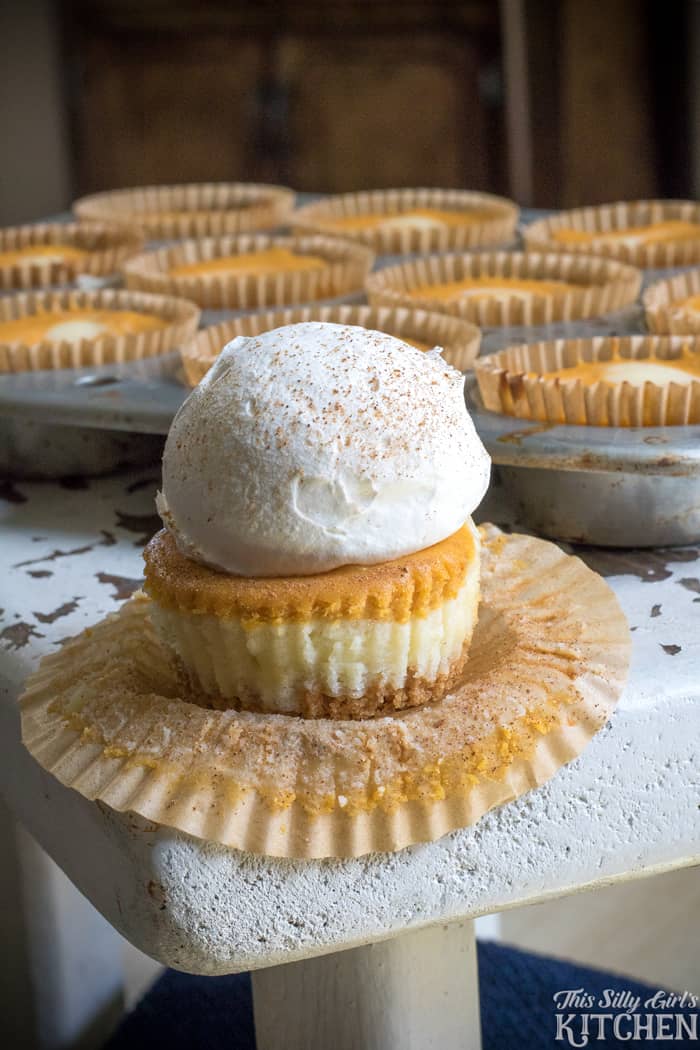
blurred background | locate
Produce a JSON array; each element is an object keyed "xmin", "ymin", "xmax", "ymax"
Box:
[{"xmin": 1, "ymin": 0, "xmax": 699, "ymax": 224}]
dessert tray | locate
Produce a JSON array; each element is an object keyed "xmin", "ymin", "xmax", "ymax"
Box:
[
  {"xmin": 0, "ymin": 303, "xmax": 644, "ymax": 434},
  {"xmin": 467, "ymin": 377, "xmax": 700, "ymax": 546},
  {"xmin": 0, "ymin": 208, "xmax": 652, "ymax": 437},
  {"xmin": 2, "ymin": 206, "xmax": 699, "ymax": 545}
]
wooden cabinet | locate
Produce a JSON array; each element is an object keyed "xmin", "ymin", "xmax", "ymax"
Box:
[
  {"xmin": 60, "ymin": 0, "xmax": 690, "ymax": 206},
  {"xmin": 64, "ymin": 1, "xmax": 504, "ymax": 196}
]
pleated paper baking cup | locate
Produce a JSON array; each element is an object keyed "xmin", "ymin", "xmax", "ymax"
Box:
[
  {"xmin": 20, "ymin": 526, "xmax": 630, "ymax": 859},
  {"xmin": 180, "ymin": 303, "xmax": 481, "ymax": 386},
  {"xmin": 474, "ymin": 334, "xmax": 700, "ymax": 426},
  {"xmin": 366, "ymin": 251, "xmax": 642, "ymax": 327},
  {"xmin": 292, "ymin": 188, "xmax": 518, "ymax": 254},
  {"xmin": 643, "ymin": 268, "xmax": 700, "ymax": 334},
  {"xmin": 0, "ymin": 223, "xmax": 144, "ymax": 291},
  {"xmin": 0, "ymin": 288, "xmax": 200, "ymax": 373},
  {"xmin": 523, "ymin": 200, "xmax": 700, "ymax": 268},
  {"xmin": 73, "ymin": 183, "xmax": 295, "ymax": 239},
  {"xmin": 122, "ymin": 234, "xmax": 374, "ymax": 310}
]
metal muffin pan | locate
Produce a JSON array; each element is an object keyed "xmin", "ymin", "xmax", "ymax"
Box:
[
  {"xmin": 4, "ymin": 302, "xmax": 700, "ymax": 546},
  {"xmin": 0, "ymin": 298, "xmax": 649, "ymax": 437},
  {"xmin": 466, "ymin": 376, "xmax": 700, "ymax": 548},
  {"xmin": 473, "ymin": 298, "xmax": 700, "ymax": 547},
  {"xmin": 1, "ymin": 209, "xmax": 699, "ymax": 544}
]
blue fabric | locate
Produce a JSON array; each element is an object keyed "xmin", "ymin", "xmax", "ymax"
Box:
[{"xmin": 105, "ymin": 940, "xmax": 698, "ymax": 1048}]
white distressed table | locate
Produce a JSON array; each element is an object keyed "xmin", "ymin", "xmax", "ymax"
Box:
[{"xmin": 1, "ymin": 468, "xmax": 699, "ymax": 1049}]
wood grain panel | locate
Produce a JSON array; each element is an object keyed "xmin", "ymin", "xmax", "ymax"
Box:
[
  {"xmin": 75, "ymin": 34, "xmax": 262, "ymax": 191},
  {"xmin": 559, "ymin": 0, "xmax": 656, "ymax": 206},
  {"xmin": 281, "ymin": 34, "xmax": 489, "ymax": 191}
]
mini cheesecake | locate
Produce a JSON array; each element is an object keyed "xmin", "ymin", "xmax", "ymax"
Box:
[
  {"xmin": 146, "ymin": 321, "xmax": 490, "ymax": 717},
  {"xmin": 292, "ymin": 189, "xmax": 519, "ymax": 253},
  {"xmin": 123, "ymin": 235, "xmax": 374, "ymax": 310},
  {"xmin": 474, "ymin": 334, "xmax": 700, "ymax": 426},
  {"xmin": 366, "ymin": 251, "xmax": 642, "ymax": 326},
  {"xmin": 73, "ymin": 183, "xmax": 295, "ymax": 238},
  {"xmin": 143, "ymin": 520, "xmax": 480, "ymax": 719}
]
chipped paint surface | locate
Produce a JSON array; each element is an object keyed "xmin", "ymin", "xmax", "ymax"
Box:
[
  {"xmin": 575, "ymin": 546, "xmax": 700, "ymax": 584},
  {"xmin": 95, "ymin": 572, "xmax": 142, "ymax": 601},
  {"xmin": 1, "ymin": 620, "xmax": 44, "ymax": 651},
  {"xmin": 1, "ymin": 469, "xmax": 699, "ymax": 973},
  {"xmin": 33, "ymin": 599, "xmax": 82, "ymax": 624},
  {"xmin": 1, "ymin": 469, "xmax": 153, "ymax": 655}
]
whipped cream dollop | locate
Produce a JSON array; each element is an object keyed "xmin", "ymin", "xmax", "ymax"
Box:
[{"xmin": 157, "ymin": 322, "xmax": 490, "ymax": 576}]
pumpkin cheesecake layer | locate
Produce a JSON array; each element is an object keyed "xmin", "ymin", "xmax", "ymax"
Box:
[
  {"xmin": 168, "ymin": 246, "xmax": 326, "ymax": 279},
  {"xmin": 407, "ymin": 275, "xmax": 580, "ymax": 305},
  {"xmin": 0, "ymin": 244, "xmax": 90, "ymax": 268},
  {"xmin": 123, "ymin": 235, "xmax": 374, "ymax": 309},
  {"xmin": 541, "ymin": 355, "xmax": 700, "ymax": 386},
  {"xmin": 144, "ymin": 522, "xmax": 480, "ymax": 718},
  {"xmin": 550, "ymin": 219, "xmax": 700, "ymax": 248},
  {"xmin": 0, "ymin": 308, "xmax": 167, "ymax": 348},
  {"xmin": 315, "ymin": 207, "xmax": 496, "ymax": 233}
]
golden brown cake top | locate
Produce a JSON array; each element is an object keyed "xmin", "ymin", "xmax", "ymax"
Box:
[{"xmin": 143, "ymin": 524, "xmax": 477, "ymax": 625}]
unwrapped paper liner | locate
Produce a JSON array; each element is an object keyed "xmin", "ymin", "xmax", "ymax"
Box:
[
  {"xmin": 20, "ymin": 527, "xmax": 630, "ymax": 859},
  {"xmin": 0, "ymin": 223, "xmax": 144, "ymax": 291},
  {"xmin": 643, "ymin": 268, "xmax": 700, "ymax": 335},
  {"xmin": 474, "ymin": 334, "xmax": 700, "ymax": 426},
  {"xmin": 522, "ymin": 200, "xmax": 700, "ymax": 268},
  {"xmin": 73, "ymin": 183, "xmax": 295, "ymax": 239},
  {"xmin": 0, "ymin": 288, "xmax": 200, "ymax": 372},
  {"xmin": 122, "ymin": 235, "xmax": 374, "ymax": 310},
  {"xmin": 365, "ymin": 251, "xmax": 641, "ymax": 327},
  {"xmin": 292, "ymin": 188, "xmax": 519, "ymax": 254},
  {"xmin": 180, "ymin": 303, "xmax": 481, "ymax": 386}
]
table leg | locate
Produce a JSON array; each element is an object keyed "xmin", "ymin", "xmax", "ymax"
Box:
[
  {"xmin": 252, "ymin": 919, "xmax": 482, "ymax": 1050},
  {"xmin": 0, "ymin": 798, "xmax": 124, "ymax": 1050}
]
